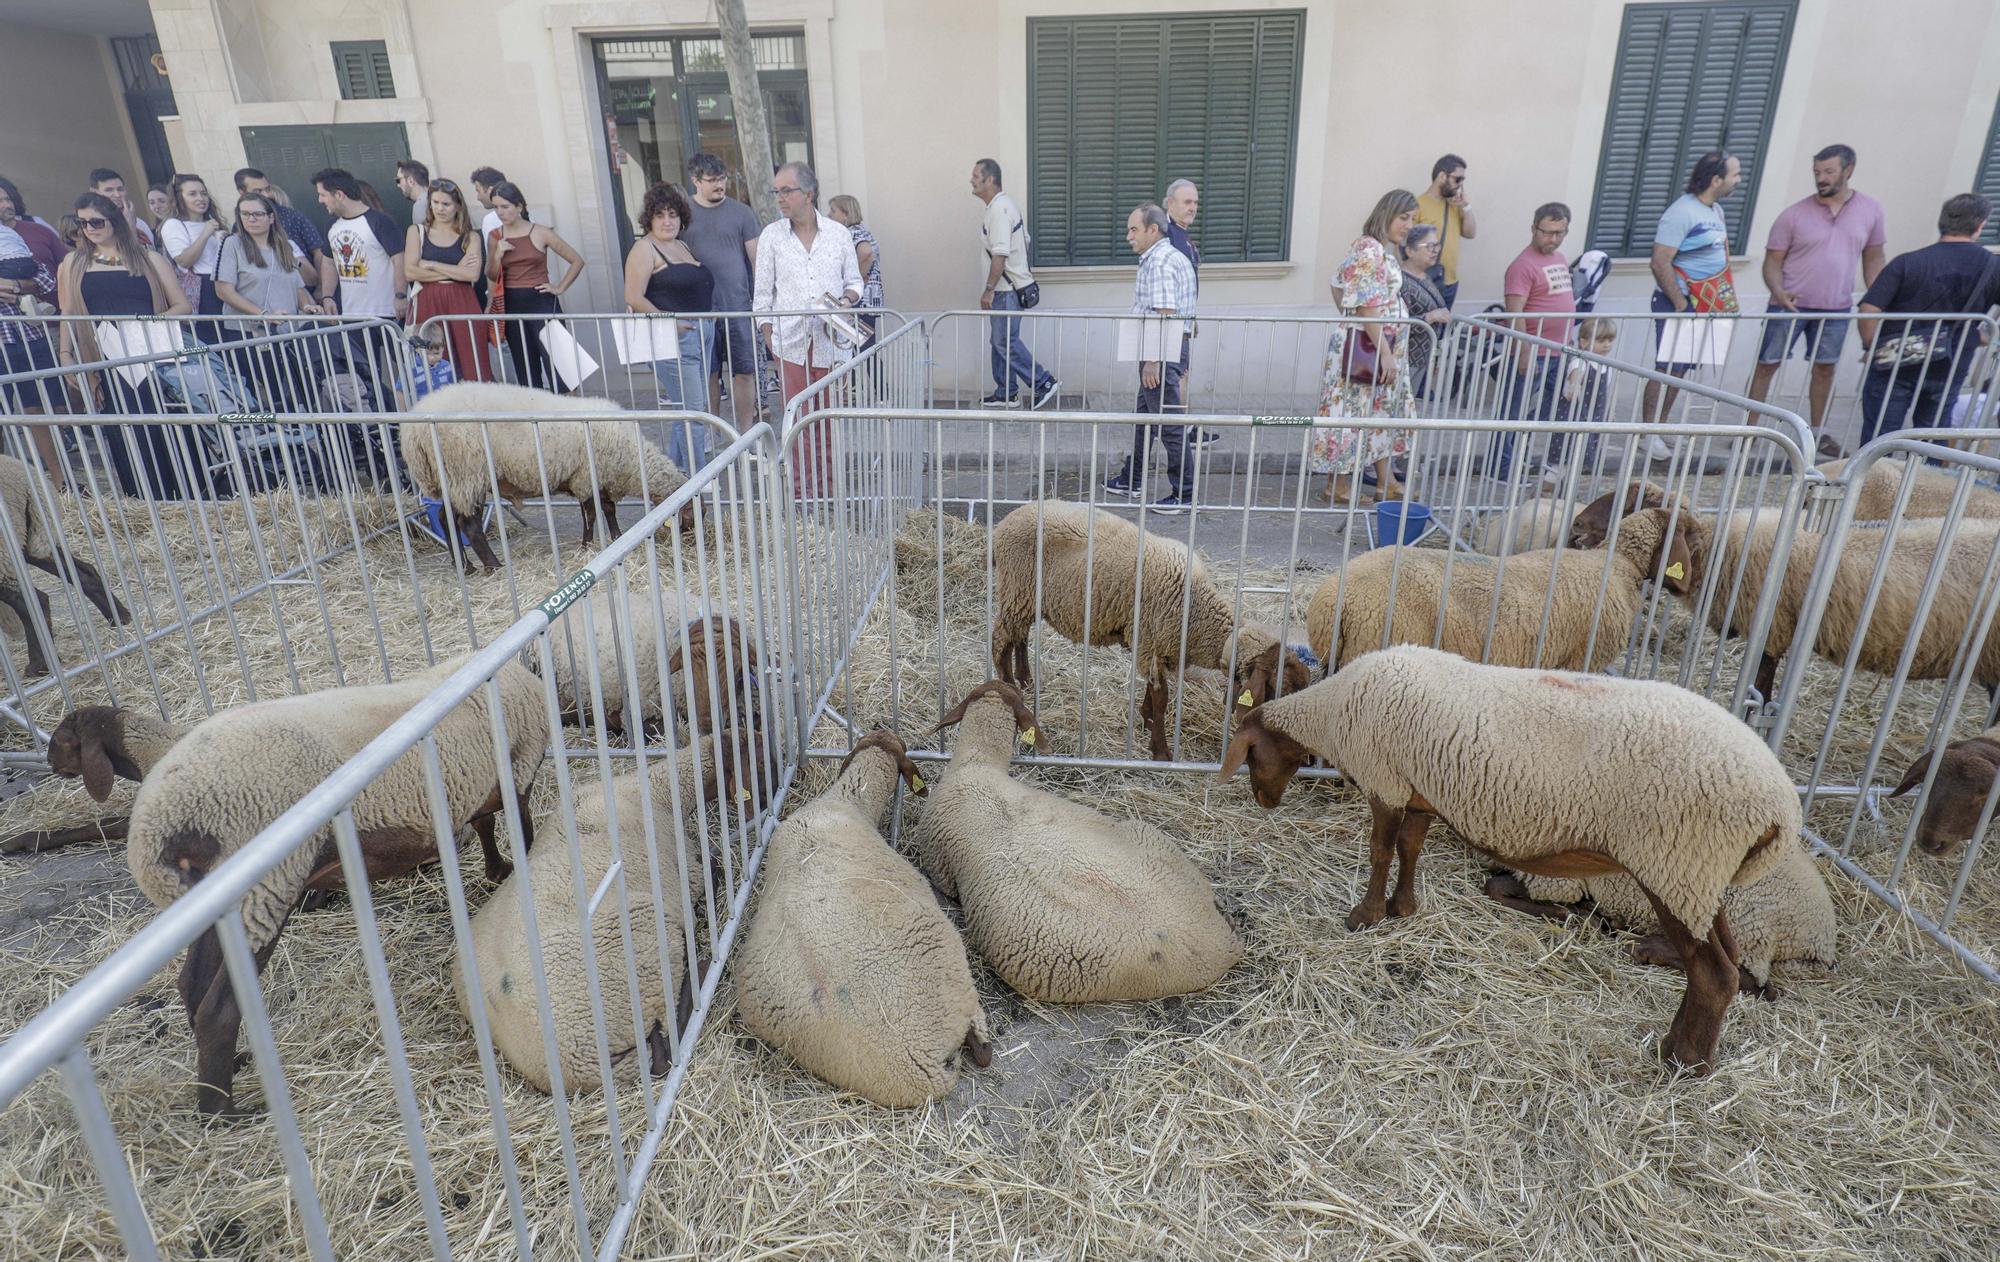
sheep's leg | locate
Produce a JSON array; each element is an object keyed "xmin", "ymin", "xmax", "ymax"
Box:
[
  {"xmin": 646, "ymin": 1021, "xmax": 673, "ymax": 1078},
  {"xmin": 1753, "ymin": 651, "xmax": 1779, "ymax": 700},
  {"xmin": 1387, "ymin": 809, "xmax": 1433, "ymax": 918},
  {"xmin": 0, "ymin": 582, "xmax": 54, "ymax": 676},
  {"xmin": 471, "ymin": 811, "xmax": 510, "ymax": 883},
  {"xmin": 1632, "ymin": 932, "xmax": 1777, "ymax": 1000},
  {"xmin": 1635, "ymin": 887, "xmax": 1738, "ymax": 1076},
  {"xmin": 1346, "ymin": 796, "xmax": 1401, "ymax": 931},
  {"xmin": 28, "ymin": 548, "xmax": 128, "ymax": 626},
  {"xmin": 600, "ymin": 491, "xmax": 621, "ymax": 539},
  {"xmin": 1144, "ymin": 675, "xmax": 1173, "ymax": 761},
  {"xmin": 578, "ymin": 496, "xmax": 598, "ymax": 543},
  {"xmin": 0, "ymin": 815, "xmax": 130, "ymax": 855},
  {"xmin": 182, "ymin": 907, "xmax": 293, "ymax": 1118},
  {"xmin": 1481, "ymin": 873, "xmax": 1589, "ymax": 922},
  {"xmin": 458, "ymin": 512, "xmax": 503, "ymax": 575},
  {"xmin": 962, "ymin": 1024, "xmax": 994, "ymax": 1069}
]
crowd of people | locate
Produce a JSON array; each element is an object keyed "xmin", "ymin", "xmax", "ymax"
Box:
[{"xmin": 0, "ymin": 142, "xmax": 1997, "ymax": 520}]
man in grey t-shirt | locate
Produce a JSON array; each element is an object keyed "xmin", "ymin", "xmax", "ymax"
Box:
[{"xmin": 683, "ymin": 153, "xmax": 763, "ymax": 425}]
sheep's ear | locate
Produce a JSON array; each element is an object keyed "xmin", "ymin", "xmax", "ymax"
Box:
[
  {"xmin": 895, "ymin": 749, "xmax": 928, "ymax": 796},
  {"xmin": 1004, "ymin": 689, "xmax": 1041, "ymax": 748},
  {"xmin": 1217, "ymin": 721, "xmax": 1259, "ymax": 784},
  {"xmin": 1237, "ymin": 658, "xmax": 1271, "ymax": 713},
  {"xmin": 78, "ymin": 717, "xmax": 117, "ymax": 803},
  {"xmin": 1658, "ymin": 515, "xmax": 1697, "ymax": 594},
  {"xmin": 1891, "ymin": 748, "xmax": 1938, "ymax": 798}
]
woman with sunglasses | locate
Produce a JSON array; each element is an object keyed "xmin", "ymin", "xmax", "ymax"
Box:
[
  {"xmin": 55, "ymin": 192, "xmax": 213, "ymax": 499},
  {"xmin": 161, "ymin": 173, "xmax": 230, "ymax": 344},
  {"xmin": 405, "ymin": 178, "xmax": 491, "ymax": 382}
]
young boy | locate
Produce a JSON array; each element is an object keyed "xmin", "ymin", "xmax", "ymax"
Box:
[
  {"xmin": 1547, "ymin": 318, "xmax": 1619, "ymax": 481},
  {"xmin": 399, "ymin": 330, "xmax": 487, "ymax": 552}
]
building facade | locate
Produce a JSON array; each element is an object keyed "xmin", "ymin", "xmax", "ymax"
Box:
[{"xmin": 6, "ymin": 0, "xmax": 2000, "ymax": 320}]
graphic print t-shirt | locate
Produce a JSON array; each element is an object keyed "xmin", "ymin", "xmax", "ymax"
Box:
[
  {"xmin": 1503, "ymin": 246, "xmax": 1574, "ymax": 344},
  {"xmin": 1653, "ymin": 193, "xmax": 1730, "ymax": 293},
  {"xmin": 326, "ymin": 209, "xmax": 404, "ymax": 317}
]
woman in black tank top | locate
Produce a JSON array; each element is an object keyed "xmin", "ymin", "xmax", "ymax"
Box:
[{"xmin": 623, "ymin": 182, "xmax": 716, "ymax": 470}]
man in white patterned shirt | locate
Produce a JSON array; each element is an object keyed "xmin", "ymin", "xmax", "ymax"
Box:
[
  {"xmin": 1105, "ymin": 203, "xmax": 1198, "ymax": 513},
  {"xmin": 753, "ymin": 162, "xmax": 862, "ymax": 498}
]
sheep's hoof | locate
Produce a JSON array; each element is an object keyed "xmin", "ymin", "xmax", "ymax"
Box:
[
  {"xmin": 298, "ymin": 889, "xmax": 342, "ymax": 914},
  {"xmin": 1345, "ymin": 904, "xmax": 1385, "ymax": 932},
  {"xmin": 1657, "ymin": 1038, "xmax": 1715, "ymax": 1078},
  {"xmin": 1631, "ymin": 933, "xmax": 1680, "ymax": 971}
]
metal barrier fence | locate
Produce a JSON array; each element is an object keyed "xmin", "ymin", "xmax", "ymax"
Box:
[
  {"xmin": 1456, "ymin": 308, "xmax": 2000, "ymax": 449},
  {"xmin": 0, "ymin": 424, "xmax": 797, "ymax": 1259},
  {"xmin": 1766, "ymin": 435, "xmax": 2000, "ymax": 984}
]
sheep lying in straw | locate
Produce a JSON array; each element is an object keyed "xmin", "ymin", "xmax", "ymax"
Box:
[
  {"xmin": 734, "ymin": 729, "xmax": 992, "ymax": 1107},
  {"xmin": 1305, "ymin": 506, "xmax": 1699, "ymax": 675},
  {"xmin": 991, "ymin": 500, "xmax": 1310, "ymax": 760},
  {"xmin": 401, "ymin": 381, "xmax": 690, "ymax": 573},
  {"xmin": 913, "ymin": 681, "xmax": 1242, "ymax": 1002},
  {"xmin": 1573, "ymin": 482, "xmax": 2000, "ymax": 701},
  {"xmin": 1890, "ymin": 725, "xmax": 2000, "ymax": 857},
  {"xmin": 1219, "ymin": 644, "xmax": 1800, "ymax": 1074},
  {"xmin": 1817, "ymin": 456, "xmax": 2000, "ymax": 522},
  {"xmin": 460, "ymin": 732, "xmax": 758, "ymax": 1094},
  {"xmin": 1483, "ymin": 842, "xmax": 1837, "ymax": 998},
  {"xmin": 1474, "ymin": 494, "xmax": 1577, "ymax": 556},
  {"xmin": 0, "ymin": 452, "xmax": 129, "ymax": 675},
  {"xmin": 122, "ymin": 653, "xmax": 548, "ymax": 1114}
]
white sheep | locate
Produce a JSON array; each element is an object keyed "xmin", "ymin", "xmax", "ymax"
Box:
[
  {"xmin": 990, "ymin": 500, "xmax": 1311, "ymax": 760},
  {"xmin": 1219, "ymin": 644, "xmax": 1801, "ymax": 1074},
  {"xmin": 1817, "ymin": 456, "xmax": 2000, "ymax": 521},
  {"xmin": 124, "ymin": 653, "xmax": 549, "ymax": 1114},
  {"xmin": 0, "ymin": 452, "xmax": 129, "ymax": 674},
  {"xmin": 733, "ymin": 730, "xmax": 992, "ymax": 1107},
  {"xmin": 913, "ymin": 681, "xmax": 1242, "ymax": 1002},
  {"xmin": 1306, "ymin": 505, "xmax": 1699, "ymax": 675},
  {"xmin": 401, "ymin": 382, "xmax": 691, "ymax": 572},
  {"xmin": 1474, "ymin": 494, "xmax": 1576, "ymax": 556},
  {"xmin": 459, "ymin": 734, "xmax": 750, "ymax": 1094},
  {"xmin": 544, "ymin": 581, "xmax": 763, "ymax": 744},
  {"xmin": 1484, "ymin": 841, "xmax": 1838, "ymax": 997}
]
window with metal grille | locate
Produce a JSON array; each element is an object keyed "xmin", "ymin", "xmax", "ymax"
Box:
[
  {"xmin": 1587, "ymin": 1, "xmax": 1795, "ymax": 258},
  {"xmin": 331, "ymin": 41, "xmax": 395, "ymax": 101},
  {"xmin": 1975, "ymin": 94, "xmax": 2000, "ymax": 246},
  {"xmin": 1027, "ymin": 11, "xmax": 1303, "ymax": 267}
]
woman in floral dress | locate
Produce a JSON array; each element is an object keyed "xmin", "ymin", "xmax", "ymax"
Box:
[{"xmin": 1312, "ymin": 189, "xmax": 1420, "ymax": 504}]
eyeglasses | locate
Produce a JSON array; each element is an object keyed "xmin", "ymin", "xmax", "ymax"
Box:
[
  {"xmin": 76, "ymin": 216, "xmax": 110, "ymax": 230},
  {"xmin": 239, "ymin": 209, "xmax": 271, "ymax": 219},
  {"xmin": 429, "ymin": 179, "xmax": 458, "ymax": 191},
  {"xmin": 772, "ymin": 185, "xmax": 803, "ymax": 198}
]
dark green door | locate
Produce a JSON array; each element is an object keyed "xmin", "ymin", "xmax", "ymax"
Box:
[{"xmin": 239, "ymin": 122, "xmax": 412, "ymax": 238}]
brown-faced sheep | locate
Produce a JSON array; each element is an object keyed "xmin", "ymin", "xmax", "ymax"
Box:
[
  {"xmin": 1890, "ymin": 726, "xmax": 2000, "ymax": 856},
  {"xmin": 1219, "ymin": 644, "xmax": 1800, "ymax": 1074},
  {"xmin": 990, "ymin": 500, "xmax": 1310, "ymax": 760},
  {"xmin": 913, "ymin": 682, "xmax": 1242, "ymax": 1002},
  {"xmin": 0, "ymin": 706, "xmax": 183, "ymax": 854}
]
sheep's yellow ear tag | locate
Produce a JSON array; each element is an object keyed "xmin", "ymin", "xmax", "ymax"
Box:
[
  {"xmin": 1237, "ymin": 690, "xmax": 1255, "ymax": 708},
  {"xmin": 910, "ymin": 773, "xmax": 925, "ymax": 792},
  {"xmin": 1019, "ymin": 727, "xmax": 1036, "ymax": 745},
  {"xmin": 736, "ymin": 787, "xmax": 751, "ymax": 804},
  {"xmin": 1664, "ymin": 561, "xmax": 1686, "ymax": 581}
]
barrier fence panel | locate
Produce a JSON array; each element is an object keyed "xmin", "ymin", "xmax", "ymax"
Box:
[
  {"xmin": 780, "ymin": 389, "xmax": 1815, "ymax": 776},
  {"xmin": 1453, "ymin": 308, "xmax": 1999, "ymax": 451},
  {"xmin": 1767, "ymin": 435, "xmax": 2000, "ymax": 984},
  {"xmin": 0, "ymin": 425, "xmax": 797, "ymax": 1259}
]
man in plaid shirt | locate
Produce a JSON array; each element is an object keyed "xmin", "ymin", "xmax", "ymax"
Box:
[{"xmin": 1106, "ymin": 204, "xmax": 1198, "ymax": 512}]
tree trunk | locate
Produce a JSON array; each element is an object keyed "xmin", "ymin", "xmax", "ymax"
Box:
[{"xmin": 716, "ymin": 0, "xmax": 779, "ymax": 224}]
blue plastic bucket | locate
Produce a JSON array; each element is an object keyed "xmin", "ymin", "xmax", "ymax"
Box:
[{"xmin": 1371, "ymin": 500, "xmax": 1433, "ymax": 547}]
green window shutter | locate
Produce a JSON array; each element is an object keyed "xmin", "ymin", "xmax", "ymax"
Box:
[
  {"xmin": 1588, "ymin": 2, "xmax": 1795, "ymax": 257},
  {"xmin": 331, "ymin": 41, "xmax": 395, "ymax": 101},
  {"xmin": 1028, "ymin": 11, "xmax": 1303, "ymax": 267},
  {"xmin": 1976, "ymin": 95, "xmax": 2000, "ymax": 246}
]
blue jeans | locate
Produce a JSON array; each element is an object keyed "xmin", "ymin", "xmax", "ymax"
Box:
[
  {"xmin": 1494, "ymin": 355, "xmax": 1564, "ymax": 476},
  {"xmin": 1124, "ymin": 363, "xmax": 1189, "ymax": 497},
  {"xmin": 1859, "ymin": 356, "xmax": 1973, "ymax": 449},
  {"xmin": 988, "ymin": 290, "xmax": 1051, "ymax": 398},
  {"xmin": 653, "ymin": 321, "xmax": 711, "ymax": 470}
]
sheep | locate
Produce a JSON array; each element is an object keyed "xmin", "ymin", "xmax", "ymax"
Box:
[
  {"xmin": 1474, "ymin": 495, "xmax": 1576, "ymax": 556},
  {"xmin": 0, "ymin": 453, "xmax": 129, "ymax": 674},
  {"xmin": 0, "ymin": 705, "xmax": 186, "ymax": 854},
  {"xmin": 1218, "ymin": 644, "xmax": 1800, "ymax": 1074},
  {"xmin": 733, "ymin": 729, "xmax": 992, "ymax": 1107},
  {"xmin": 1482, "ymin": 841, "xmax": 1838, "ymax": 998},
  {"xmin": 1890, "ymin": 726, "xmax": 2000, "ymax": 857},
  {"xmin": 1305, "ymin": 506, "xmax": 1700, "ymax": 675},
  {"xmin": 546, "ymin": 600, "xmax": 764, "ymax": 743},
  {"xmin": 990, "ymin": 500, "xmax": 1311, "ymax": 760},
  {"xmin": 401, "ymin": 382, "xmax": 691, "ymax": 573},
  {"xmin": 1817, "ymin": 456, "xmax": 2000, "ymax": 522},
  {"xmin": 913, "ymin": 681, "xmax": 1242, "ymax": 1002},
  {"xmin": 1572, "ymin": 482, "xmax": 2000, "ymax": 702},
  {"xmin": 459, "ymin": 732, "xmax": 758, "ymax": 1094},
  {"xmin": 123, "ymin": 653, "xmax": 549, "ymax": 1114}
]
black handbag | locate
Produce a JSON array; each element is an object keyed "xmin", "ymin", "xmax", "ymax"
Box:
[{"xmin": 1014, "ymin": 280, "xmax": 1041, "ymax": 309}]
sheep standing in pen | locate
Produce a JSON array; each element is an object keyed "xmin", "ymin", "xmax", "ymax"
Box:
[
  {"xmin": 913, "ymin": 681, "xmax": 1242, "ymax": 1002},
  {"xmin": 1305, "ymin": 506, "xmax": 1699, "ymax": 675},
  {"xmin": 545, "ymin": 580, "xmax": 765, "ymax": 741},
  {"xmin": 401, "ymin": 382, "xmax": 691, "ymax": 574},
  {"xmin": 734, "ymin": 729, "xmax": 993, "ymax": 1107},
  {"xmin": 1483, "ymin": 842, "xmax": 1837, "ymax": 998},
  {"xmin": 122, "ymin": 653, "xmax": 549, "ymax": 1114},
  {"xmin": 459, "ymin": 732, "xmax": 760, "ymax": 1094},
  {"xmin": 1218, "ymin": 645, "xmax": 1800, "ymax": 1074},
  {"xmin": 0, "ymin": 452, "xmax": 129, "ymax": 675},
  {"xmin": 1891, "ymin": 726, "xmax": 2000, "ymax": 857},
  {"xmin": 990, "ymin": 500, "xmax": 1310, "ymax": 761}
]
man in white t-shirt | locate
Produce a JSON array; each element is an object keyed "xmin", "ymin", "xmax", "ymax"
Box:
[
  {"xmin": 315, "ymin": 167, "xmax": 406, "ymax": 319},
  {"xmin": 972, "ymin": 158, "xmax": 1057, "ymax": 409}
]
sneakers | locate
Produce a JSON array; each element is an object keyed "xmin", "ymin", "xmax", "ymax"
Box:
[
  {"xmin": 1539, "ymin": 462, "xmax": 1570, "ymax": 489},
  {"xmin": 1103, "ymin": 471, "xmax": 1139, "ymax": 498},
  {"xmin": 981, "ymin": 390, "xmax": 1022, "ymax": 409},
  {"xmin": 1147, "ymin": 494, "xmax": 1188, "ymax": 515},
  {"xmin": 1192, "ymin": 429, "xmax": 1224, "ymax": 446},
  {"xmin": 1644, "ymin": 435, "xmax": 1677, "ymax": 463},
  {"xmin": 1031, "ymin": 379, "xmax": 1061, "ymax": 410},
  {"xmin": 1814, "ymin": 432, "xmax": 1847, "ymax": 461}
]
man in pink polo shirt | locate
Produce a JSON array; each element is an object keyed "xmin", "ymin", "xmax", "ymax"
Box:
[{"xmin": 1746, "ymin": 144, "xmax": 1886, "ymax": 449}]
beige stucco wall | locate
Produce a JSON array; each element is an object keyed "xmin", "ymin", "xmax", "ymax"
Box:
[{"xmin": 0, "ymin": 24, "xmax": 147, "ymax": 227}]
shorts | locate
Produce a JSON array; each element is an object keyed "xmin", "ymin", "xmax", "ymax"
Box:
[
  {"xmin": 1756, "ymin": 305, "xmax": 1850, "ymax": 365},
  {"xmin": 0, "ymin": 333, "xmax": 57, "ymax": 409},
  {"xmin": 708, "ymin": 316, "xmax": 757, "ymax": 375}
]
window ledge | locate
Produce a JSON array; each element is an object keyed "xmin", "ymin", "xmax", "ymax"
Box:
[{"xmin": 1037, "ymin": 261, "xmax": 1295, "ymax": 282}]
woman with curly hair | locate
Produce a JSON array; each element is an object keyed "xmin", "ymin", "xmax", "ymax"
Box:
[{"xmin": 623, "ymin": 180, "xmax": 714, "ymax": 470}]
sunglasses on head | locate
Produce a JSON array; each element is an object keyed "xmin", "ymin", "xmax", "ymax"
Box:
[
  {"xmin": 77, "ymin": 216, "xmax": 110, "ymax": 229},
  {"xmin": 429, "ymin": 179, "xmax": 458, "ymax": 191}
]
